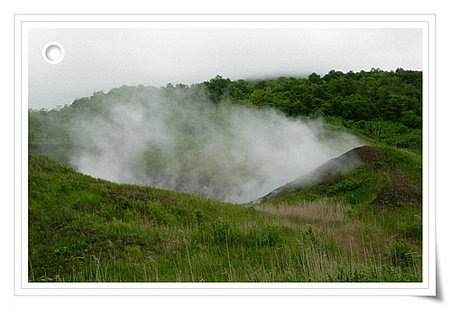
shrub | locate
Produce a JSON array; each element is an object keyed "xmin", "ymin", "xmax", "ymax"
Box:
[
  {"xmin": 405, "ymin": 221, "xmax": 422, "ymax": 240},
  {"xmin": 260, "ymin": 225, "xmax": 283, "ymax": 246},
  {"xmin": 146, "ymin": 201, "xmax": 176, "ymax": 226},
  {"xmin": 388, "ymin": 241, "xmax": 415, "ymax": 268},
  {"xmin": 192, "ymin": 209, "xmax": 207, "ymax": 226},
  {"xmin": 98, "ymin": 202, "xmax": 118, "ymax": 220},
  {"xmin": 208, "ymin": 218, "xmax": 240, "ymax": 245},
  {"xmin": 327, "ymin": 179, "xmax": 362, "ymax": 194}
]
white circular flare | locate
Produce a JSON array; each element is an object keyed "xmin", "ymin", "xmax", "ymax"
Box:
[{"xmin": 43, "ymin": 42, "xmax": 65, "ymax": 64}]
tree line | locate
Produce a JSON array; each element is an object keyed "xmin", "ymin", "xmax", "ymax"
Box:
[
  {"xmin": 206, "ymin": 68, "xmax": 421, "ymax": 126},
  {"xmin": 29, "ymin": 68, "xmax": 423, "ymax": 152}
]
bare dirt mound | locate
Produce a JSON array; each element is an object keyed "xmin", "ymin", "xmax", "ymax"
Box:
[
  {"xmin": 248, "ymin": 145, "xmax": 422, "ymax": 207},
  {"xmin": 329, "ymin": 146, "xmax": 421, "ymax": 209},
  {"xmin": 248, "ymin": 145, "xmax": 381, "ymax": 204},
  {"xmin": 369, "ymin": 167, "xmax": 422, "ymax": 209}
]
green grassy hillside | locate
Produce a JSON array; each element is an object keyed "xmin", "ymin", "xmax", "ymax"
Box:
[{"xmin": 28, "ymin": 144, "xmax": 422, "ymax": 282}]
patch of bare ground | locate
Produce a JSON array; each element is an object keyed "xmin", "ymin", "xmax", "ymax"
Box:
[
  {"xmin": 108, "ymin": 185, "xmax": 178, "ymax": 207},
  {"xmin": 369, "ymin": 167, "xmax": 422, "ymax": 210}
]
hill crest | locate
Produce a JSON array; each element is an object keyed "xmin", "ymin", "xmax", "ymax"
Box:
[{"xmin": 248, "ymin": 145, "xmax": 422, "ymax": 207}]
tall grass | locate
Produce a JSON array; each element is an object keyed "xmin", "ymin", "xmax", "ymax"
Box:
[
  {"xmin": 254, "ymin": 199, "xmax": 422, "ymax": 281},
  {"xmin": 255, "ymin": 199, "xmax": 348, "ymax": 222},
  {"xmin": 28, "ymin": 154, "xmax": 422, "ymax": 283}
]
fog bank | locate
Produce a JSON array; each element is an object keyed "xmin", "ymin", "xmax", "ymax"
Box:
[{"xmin": 70, "ymin": 86, "xmax": 363, "ymax": 204}]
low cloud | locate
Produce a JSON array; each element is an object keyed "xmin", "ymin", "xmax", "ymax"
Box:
[{"xmin": 70, "ymin": 85, "xmax": 363, "ymax": 204}]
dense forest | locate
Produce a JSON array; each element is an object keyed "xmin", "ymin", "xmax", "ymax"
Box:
[{"xmin": 29, "ymin": 67, "xmax": 423, "ymax": 154}]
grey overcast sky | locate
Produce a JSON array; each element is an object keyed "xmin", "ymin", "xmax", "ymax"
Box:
[{"xmin": 28, "ymin": 26, "xmax": 423, "ymax": 110}]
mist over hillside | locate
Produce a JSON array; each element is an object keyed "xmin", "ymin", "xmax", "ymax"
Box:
[
  {"xmin": 27, "ymin": 69, "xmax": 425, "ymax": 285},
  {"xmin": 69, "ymin": 85, "xmax": 362, "ymax": 203}
]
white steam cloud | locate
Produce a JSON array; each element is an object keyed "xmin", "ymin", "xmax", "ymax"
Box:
[{"xmin": 70, "ymin": 86, "xmax": 363, "ymax": 204}]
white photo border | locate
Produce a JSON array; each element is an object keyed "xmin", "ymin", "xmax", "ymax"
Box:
[{"xmin": 15, "ymin": 14, "xmax": 436, "ymax": 296}]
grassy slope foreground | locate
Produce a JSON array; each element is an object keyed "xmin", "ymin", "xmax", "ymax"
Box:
[{"xmin": 28, "ymin": 144, "xmax": 422, "ymax": 282}]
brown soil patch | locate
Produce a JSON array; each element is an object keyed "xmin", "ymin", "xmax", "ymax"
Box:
[
  {"xmin": 369, "ymin": 167, "xmax": 422, "ymax": 209},
  {"xmin": 108, "ymin": 185, "xmax": 178, "ymax": 207},
  {"xmin": 349, "ymin": 145, "xmax": 383, "ymax": 167}
]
